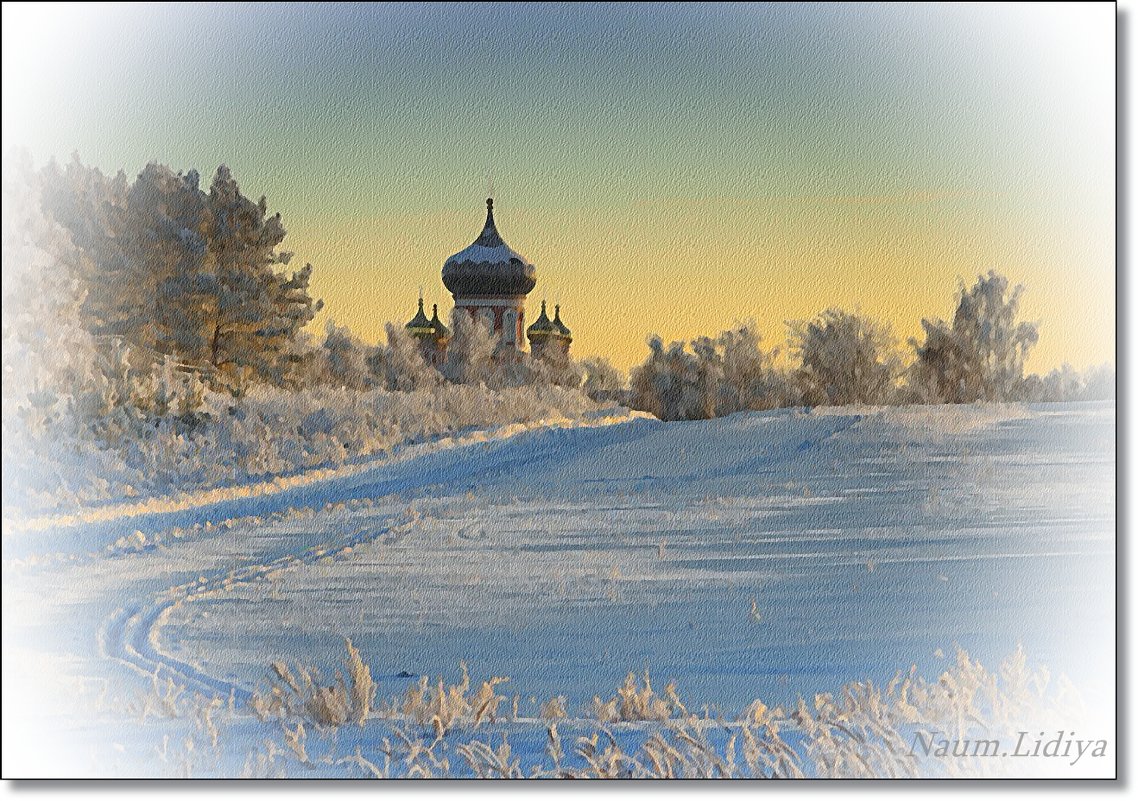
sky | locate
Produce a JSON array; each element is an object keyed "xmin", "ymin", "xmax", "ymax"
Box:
[{"xmin": 1, "ymin": 2, "xmax": 1115, "ymax": 372}]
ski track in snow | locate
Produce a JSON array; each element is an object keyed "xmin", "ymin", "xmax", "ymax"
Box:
[
  {"xmin": 4, "ymin": 402, "xmax": 1116, "ymax": 735},
  {"xmin": 54, "ymin": 412, "xmax": 650, "ymax": 703},
  {"xmin": 97, "ymin": 513, "xmax": 422, "ymax": 704}
]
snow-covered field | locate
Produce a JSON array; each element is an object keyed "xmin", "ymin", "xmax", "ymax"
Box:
[{"xmin": 1, "ymin": 402, "xmax": 1115, "ymax": 777}]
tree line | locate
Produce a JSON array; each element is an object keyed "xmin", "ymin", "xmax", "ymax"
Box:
[
  {"xmin": 4, "ymin": 156, "xmax": 1113, "ymax": 433},
  {"xmin": 624, "ymin": 271, "xmax": 1111, "ymax": 421}
]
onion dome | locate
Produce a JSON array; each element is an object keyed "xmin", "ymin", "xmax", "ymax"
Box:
[
  {"xmin": 526, "ymin": 300, "xmax": 558, "ymax": 340},
  {"xmin": 429, "ymin": 303, "xmax": 450, "ymax": 341},
  {"xmin": 553, "ymin": 304, "xmax": 571, "ymax": 341},
  {"xmin": 442, "ymin": 198, "xmax": 537, "ymax": 297},
  {"xmin": 406, "ymin": 297, "xmax": 434, "ymax": 338}
]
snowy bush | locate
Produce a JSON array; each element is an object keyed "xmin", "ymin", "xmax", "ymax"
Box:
[
  {"xmin": 300, "ymin": 320, "xmax": 378, "ymax": 391},
  {"xmin": 790, "ymin": 309, "xmax": 902, "ymax": 406},
  {"xmin": 365, "ymin": 324, "xmax": 443, "ymax": 392},
  {"xmin": 3, "ymin": 376, "xmax": 616, "ymax": 515},
  {"xmin": 909, "ymin": 272, "xmax": 1039, "ymax": 403},
  {"xmin": 629, "ymin": 324, "xmax": 798, "ymax": 421},
  {"xmin": 1021, "ymin": 362, "xmax": 1114, "ymax": 403},
  {"xmin": 580, "ymin": 356, "xmax": 625, "ymax": 403},
  {"xmin": 440, "ymin": 312, "xmax": 581, "ymax": 390},
  {"xmin": 629, "ymin": 336, "xmax": 717, "ymax": 421}
]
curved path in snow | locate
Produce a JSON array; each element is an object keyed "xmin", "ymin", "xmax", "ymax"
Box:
[
  {"xmin": 5, "ymin": 403, "xmax": 1116, "ymax": 728},
  {"xmin": 68, "ymin": 412, "xmax": 660, "ymax": 703}
]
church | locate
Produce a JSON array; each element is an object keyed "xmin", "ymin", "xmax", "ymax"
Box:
[{"xmin": 405, "ymin": 198, "xmax": 572, "ymax": 365}]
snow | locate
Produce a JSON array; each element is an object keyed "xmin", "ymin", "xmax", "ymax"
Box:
[
  {"xmin": 445, "ymin": 241, "xmax": 531, "ymax": 267},
  {"xmin": 1, "ymin": 401, "xmax": 1115, "ymax": 777},
  {"xmin": 3, "ymin": 408, "xmax": 645, "ymax": 538},
  {"xmin": 2, "ymin": 381, "xmax": 618, "ymax": 519}
]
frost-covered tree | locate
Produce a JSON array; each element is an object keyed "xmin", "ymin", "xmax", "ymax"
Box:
[
  {"xmin": 424, "ymin": 311, "xmax": 587, "ymax": 390},
  {"xmin": 581, "ymin": 356, "xmax": 624, "ymax": 402},
  {"xmin": 524, "ymin": 342, "xmax": 584, "ymax": 389},
  {"xmin": 1021, "ymin": 362, "xmax": 1114, "ymax": 403},
  {"xmin": 37, "ymin": 156, "xmax": 141, "ymax": 346},
  {"xmin": 1079, "ymin": 364, "xmax": 1116, "ymax": 401},
  {"xmin": 267, "ymin": 262, "xmax": 323, "ymax": 377},
  {"xmin": 790, "ymin": 309, "xmax": 902, "ymax": 406},
  {"xmin": 3, "ymin": 153, "xmax": 212, "ymax": 506},
  {"xmin": 370, "ymin": 324, "xmax": 444, "ymax": 392},
  {"xmin": 3, "ymin": 152, "xmax": 101, "ymax": 431},
  {"xmin": 317, "ymin": 320, "xmax": 375, "ymax": 390},
  {"xmin": 629, "ymin": 336, "xmax": 713, "ymax": 421},
  {"xmin": 136, "ymin": 164, "xmax": 215, "ymax": 364},
  {"xmin": 441, "ymin": 313, "xmax": 499, "ymax": 386},
  {"xmin": 629, "ymin": 333, "xmax": 725, "ymax": 421},
  {"xmin": 194, "ymin": 166, "xmax": 322, "ymax": 388},
  {"xmin": 909, "ymin": 272, "xmax": 1039, "ymax": 403},
  {"xmin": 629, "ymin": 324, "xmax": 796, "ymax": 420},
  {"xmin": 36, "ymin": 158, "xmax": 322, "ymax": 391},
  {"xmin": 713, "ymin": 324, "xmax": 799, "ymax": 412}
]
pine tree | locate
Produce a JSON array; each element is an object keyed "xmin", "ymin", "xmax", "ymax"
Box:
[
  {"xmin": 37, "ymin": 158, "xmax": 322, "ymax": 390},
  {"xmin": 179, "ymin": 165, "xmax": 322, "ymax": 389}
]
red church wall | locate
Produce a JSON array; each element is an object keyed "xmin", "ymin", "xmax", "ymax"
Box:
[{"xmin": 455, "ymin": 304, "xmax": 525, "ymax": 344}]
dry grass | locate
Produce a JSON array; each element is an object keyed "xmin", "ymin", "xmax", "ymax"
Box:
[
  {"xmin": 381, "ymin": 661, "xmax": 510, "ymax": 738},
  {"xmin": 540, "ymin": 695, "xmax": 568, "ymax": 721},
  {"xmin": 456, "ymin": 736, "xmax": 524, "ymax": 778},
  {"xmin": 254, "ymin": 645, "xmax": 510, "ymax": 739},
  {"xmin": 590, "ymin": 668, "xmax": 685, "ymax": 723},
  {"xmin": 244, "ymin": 642, "xmax": 1091, "ymax": 779},
  {"xmin": 250, "ymin": 638, "xmax": 375, "ymax": 728}
]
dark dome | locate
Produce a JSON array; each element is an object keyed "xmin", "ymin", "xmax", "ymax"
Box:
[
  {"xmin": 442, "ymin": 199, "xmax": 537, "ymax": 298},
  {"xmin": 526, "ymin": 300, "xmax": 558, "ymax": 339},
  {"xmin": 406, "ymin": 297, "xmax": 433, "ymax": 337},
  {"xmin": 553, "ymin": 304, "xmax": 571, "ymax": 339},
  {"xmin": 429, "ymin": 303, "xmax": 449, "ymax": 339}
]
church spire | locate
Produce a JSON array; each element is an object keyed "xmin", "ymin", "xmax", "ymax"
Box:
[
  {"xmin": 406, "ymin": 293, "xmax": 432, "ymax": 335},
  {"xmin": 553, "ymin": 304, "xmax": 571, "ymax": 339},
  {"xmin": 475, "ymin": 197, "xmax": 504, "ymax": 247}
]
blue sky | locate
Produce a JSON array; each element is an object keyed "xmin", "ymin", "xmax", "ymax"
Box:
[{"xmin": 2, "ymin": 2, "xmax": 1115, "ymax": 369}]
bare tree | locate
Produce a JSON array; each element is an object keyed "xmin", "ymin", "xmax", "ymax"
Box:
[
  {"xmin": 909, "ymin": 272, "xmax": 1038, "ymax": 403},
  {"xmin": 790, "ymin": 309, "xmax": 902, "ymax": 406}
]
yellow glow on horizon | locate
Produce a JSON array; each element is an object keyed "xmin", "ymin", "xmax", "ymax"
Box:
[
  {"xmin": 292, "ymin": 188, "xmax": 1113, "ymax": 376},
  {"xmin": 1, "ymin": 3, "xmax": 1113, "ymax": 380}
]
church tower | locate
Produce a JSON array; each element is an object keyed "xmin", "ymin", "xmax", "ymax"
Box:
[
  {"xmin": 405, "ymin": 295, "xmax": 450, "ymax": 366},
  {"xmin": 527, "ymin": 300, "xmax": 573, "ymax": 358},
  {"xmin": 441, "ymin": 198, "xmax": 536, "ymax": 348}
]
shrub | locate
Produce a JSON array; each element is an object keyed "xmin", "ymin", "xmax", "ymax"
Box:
[
  {"xmin": 790, "ymin": 309, "xmax": 902, "ymax": 406},
  {"xmin": 909, "ymin": 272, "xmax": 1039, "ymax": 403}
]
